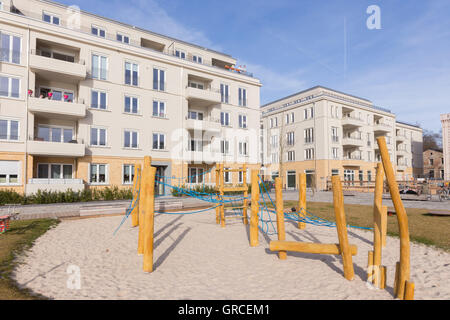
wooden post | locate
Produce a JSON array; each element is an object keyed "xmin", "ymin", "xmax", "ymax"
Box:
[
  {"xmin": 138, "ymin": 157, "xmax": 151, "ymax": 255},
  {"xmin": 143, "ymin": 166, "xmax": 156, "ymax": 273},
  {"xmin": 367, "ymin": 250, "xmax": 374, "ymax": 282},
  {"xmin": 275, "ymin": 178, "xmax": 287, "ymax": 260},
  {"xmin": 298, "ymin": 173, "xmax": 306, "ymax": 229},
  {"xmin": 220, "ymin": 163, "xmax": 225, "ymax": 228},
  {"xmin": 215, "ymin": 164, "xmax": 220, "ymax": 225},
  {"xmin": 380, "ymin": 266, "xmax": 387, "ymax": 289},
  {"xmin": 381, "ymin": 205, "xmax": 387, "ymax": 248},
  {"xmin": 373, "ymin": 163, "xmax": 384, "ymax": 287},
  {"xmin": 332, "ymin": 175, "xmax": 355, "ymax": 281},
  {"xmin": 270, "ymin": 241, "xmax": 358, "ymax": 255},
  {"xmin": 131, "ymin": 164, "xmax": 141, "ymax": 227},
  {"xmin": 250, "ymin": 170, "xmax": 259, "ymax": 247},
  {"xmin": 404, "ymin": 281, "xmax": 415, "ymax": 300},
  {"xmin": 377, "ymin": 137, "xmax": 411, "ymax": 299},
  {"xmin": 243, "ymin": 164, "xmax": 248, "ymax": 225},
  {"xmin": 394, "ymin": 261, "xmax": 400, "ymax": 296}
]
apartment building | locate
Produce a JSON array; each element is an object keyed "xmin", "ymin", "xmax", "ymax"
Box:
[
  {"xmin": 423, "ymin": 149, "xmax": 444, "ymax": 180},
  {"xmin": 0, "ymin": 0, "xmax": 261, "ymax": 195},
  {"xmin": 260, "ymin": 86, "xmax": 423, "ymax": 190},
  {"xmin": 441, "ymin": 113, "xmax": 450, "ymax": 180}
]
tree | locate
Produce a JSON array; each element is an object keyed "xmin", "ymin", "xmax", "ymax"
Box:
[{"xmin": 423, "ymin": 129, "xmax": 442, "ymax": 151}]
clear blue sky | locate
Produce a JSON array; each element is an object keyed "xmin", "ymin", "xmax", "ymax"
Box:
[{"xmin": 56, "ymin": 0, "xmax": 450, "ymax": 131}]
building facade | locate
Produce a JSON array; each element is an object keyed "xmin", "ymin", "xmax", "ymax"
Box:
[
  {"xmin": 260, "ymin": 86, "xmax": 423, "ymax": 190},
  {"xmin": 423, "ymin": 149, "xmax": 444, "ymax": 180},
  {"xmin": 0, "ymin": 0, "xmax": 261, "ymax": 195},
  {"xmin": 441, "ymin": 113, "xmax": 450, "ymax": 180}
]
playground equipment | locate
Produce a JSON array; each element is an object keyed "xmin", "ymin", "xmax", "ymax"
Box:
[
  {"xmin": 365, "ymin": 137, "xmax": 415, "ymax": 300},
  {"xmin": 0, "ymin": 215, "xmax": 11, "ymax": 234}
]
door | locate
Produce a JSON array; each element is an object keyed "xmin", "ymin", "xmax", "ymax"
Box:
[
  {"xmin": 155, "ymin": 166, "xmax": 166, "ymax": 196},
  {"xmin": 287, "ymin": 171, "xmax": 296, "ymax": 189}
]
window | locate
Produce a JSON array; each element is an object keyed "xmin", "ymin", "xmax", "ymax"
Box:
[
  {"xmin": 42, "ymin": 12, "xmax": 60, "ymax": 25},
  {"xmin": 192, "ymin": 55, "xmax": 203, "ymax": 64},
  {"xmin": 221, "ymin": 112, "xmax": 230, "ymax": 126},
  {"xmin": 125, "ymin": 62, "xmax": 139, "ymax": 86},
  {"xmin": 332, "ymin": 147, "xmax": 339, "ymax": 159},
  {"xmin": 271, "ymin": 135, "xmax": 278, "ymax": 148},
  {"xmin": 344, "ymin": 170, "xmax": 355, "ymax": 184},
  {"xmin": 304, "ymin": 128, "xmax": 314, "ymax": 144},
  {"xmin": 290, "ymin": 112, "xmax": 295, "ymax": 123},
  {"xmin": 0, "ymin": 119, "xmax": 19, "ymax": 141},
  {"xmin": 92, "ymin": 54, "xmax": 108, "ymax": 80},
  {"xmin": 220, "ymin": 84, "xmax": 229, "ymax": 104},
  {"xmin": 430, "ymin": 158, "xmax": 434, "ymax": 165},
  {"xmin": 331, "ymin": 127, "xmax": 339, "ymax": 143},
  {"xmin": 224, "ymin": 168, "xmax": 231, "ymax": 184},
  {"xmin": 153, "ymin": 68, "xmax": 165, "ymax": 91},
  {"xmin": 0, "ymin": 160, "xmax": 20, "ymax": 185},
  {"xmin": 287, "ymin": 151, "xmax": 295, "ymax": 162},
  {"xmin": 221, "ymin": 140, "xmax": 230, "ymax": 154},
  {"xmin": 271, "ymin": 153, "xmax": 279, "ymax": 164},
  {"xmin": 367, "ymin": 133, "xmax": 372, "ymax": 147},
  {"xmin": 37, "ymin": 164, "xmax": 72, "ymax": 179},
  {"xmin": 287, "ymin": 132, "xmax": 295, "ymax": 146},
  {"xmin": 367, "ymin": 151, "xmax": 372, "ymax": 161},
  {"xmin": 175, "ymin": 49, "xmax": 186, "ymax": 59},
  {"xmin": 238, "ymin": 114, "xmax": 247, "ymax": 129},
  {"xmin": 91, "ymin": 90, "xmax": 107, "ymax": 109},
  {"xmin": 0, "ymin": 75, "xmax": 20, "ymax": 98},
  {"xmin": 117, "ymin": 33, "xmax": 130, "ymax": 44},
  {"xmin": 39, "ymin": 87, "xmax": 74, "ymax": 102},
  {"xmin": 123, "ymin": 164, "xmax": 135, "ymax": 185},
  {"xmin": 37, "ymin": 126, "xmax": 73, "ymax": 143},
  {"xmin": 152, "ymin": 100, "xmax": 166, "ymax": 118},
  {"xmin": 304, "ymin": 107, "xmax": 314, "ymax": 120},
  {"xmin": 332, "ymin": 169, "xmax": 339, "ymax": 176},
  {"xmin": 0, "ymin": 32, "xmax": 21, "ymax": 64},
  {"xmin": 239, "ymin": 142, "xmax": 248, "ymax": 156},
  {"xmin": 91, "ymin": 26, "xmax": 106, "ymax": 38},
  {"xmin": 152, "ymin": 133, "xmax": 165, "ymax": 150},
  {"xmin": 90, "ymin": 164, "xmax": 107, "ymax": 184},
  {"xmin": 188, "ymin": 111, "xmax": 203, "ymax": 120},
  {"xmin": 367, "ymin": 171, "xmax": 372, "ymax": 182},
  {"xmin": 238, "ymin": 88, "xmax": 247, "ymax": 106},
  {"xmin": 124, "ymin": 130, "xmax": 138, "ymax": 149},
  {"xmin": 125, "ymin": 96, "xmax": 139, "ymax": 114},
  {"xmin": 90, "ymin": 127, "xmax": 106, "ymax": 146},
  {"xmin": 189, "ymin": 168, "xmax": 204, "ymax": 184},
  {"xmin": 305, "ymin": 148, "xmax": 315, "ymax": 160},
  {"xmin": 188, "ymin": 139, "xmax": 203, "ymax": 152}
]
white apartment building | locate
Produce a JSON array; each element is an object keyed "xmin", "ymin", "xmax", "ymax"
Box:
[
  {"xmin": 260, "ymin": 86, "xmax": 423, "ymax": 190},
  {"xmin": 0, "ymin": 0, "xmax": 261, "ymax": 195},
  {"xmin": 441, "ymin": 113, "xmax": 450, "ymax": 180}
]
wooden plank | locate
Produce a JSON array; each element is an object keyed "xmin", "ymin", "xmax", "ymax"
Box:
[
  {"xmin": 270, "ymin": 241, "xmax": 358, "ymax": 256},
  {"xmin": 298, "ymin": 173, "xmax": 306, "ymax": 229},
  {"xmin": 250, "ymin": 170, "xmax": 259, "ymax": 247},
  {"xmin": 222, "ymin": 187, "xmax": 248, "ymax": 192},
  {"xmin": 404, "ymin": 281, "xmax": 415, "ymax": 300},
  {"xmin": 137, "ymin": 156, "xmax": 151, "ymax": 255},
  {"xmin": 275, "ymin": 178, "xmax": 287, "ymax": 260},
  {"xmin": 143, "ymin": 165, "xmax": 156, "ymax": 273},
  {"xmin": 131, "ymin": 164, "xmax": 141, "ymax": 227},
  {"xmin": 373, "ymin": 163, "xmax": 384, "ymax": 287}
]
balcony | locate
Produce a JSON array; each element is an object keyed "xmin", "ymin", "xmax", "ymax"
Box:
[
  {"xmin": 184, "ymin": 151, "xmax": 217, "ymax": 164},
  {"xmin": 342, "ymin": 137, "xmax": 364, "ymax": 147},
  {"xmin": 28, "ymin": 97, "xmax": 86, "ymax": 120},
  {"xmin": 373, "ymin": 122, "xmax": 391, "ymax": 134},
  {"xmin": 26, "ymin": 179, "xmax": 84, "ymax": 195},
  {"xmin": 29, "ymin": 50, "xmax": 86, "ymax": 81},
  {"xmin": 397, "ymin": 162, "xmax": 407, "ymax": 171},
  {"xmin": 397, "ymin": 148, "xmax": 409, "ymax": 157},
  {"xmin": 185, "ymin": 118, "xmax": 221, "ymax": 133},
  {"xmin": 186, "ymin": 86, "xmax": 221, "ymax": 106},
  {"xmin": 27, "ymin": 140, "xmax": 85, "ymax": 157},
  {"xmin": 341, "ymin": 115, "xmax": 364, "ymax": 128},
  {"xmin": 396, "ymin": 134, "xmax": 407, "ymax": 143}
]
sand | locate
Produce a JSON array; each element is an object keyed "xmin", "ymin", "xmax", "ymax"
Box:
[{"xmin": 13, "ymin": 211, "xmax": 450, "ymax": 300}]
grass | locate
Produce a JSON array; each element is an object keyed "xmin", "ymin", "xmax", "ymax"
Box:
[
  {"xmin": 280, "ymin": 201, "xmax": 450, "ymax": 252},
  {"xmin": 0, "ymin": 219, "xmax": 59, "ymax": 300}
]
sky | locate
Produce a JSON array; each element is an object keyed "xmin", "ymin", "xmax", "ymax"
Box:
[{"xmin": 56, "ymin": 0, "xmax": 450, "ymax": 132}]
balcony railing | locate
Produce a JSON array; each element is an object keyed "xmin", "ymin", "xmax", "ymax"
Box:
[
  {"xmin": 28, "ymin": 178, "xmax": 84, "ymax": 185},
  {"xmin": 31, "ymin": 49, "xmax": 85, "ymax": 65},
  {"xmin": 343, "ymin": 155, "xmax": 363, "ymax": 160}
]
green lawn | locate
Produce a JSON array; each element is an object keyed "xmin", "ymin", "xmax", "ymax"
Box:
[{"xmin": 0, "ymin": 219, "xmax": 59, "ymax": 300}]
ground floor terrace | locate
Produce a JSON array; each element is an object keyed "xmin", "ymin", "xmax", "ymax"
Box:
[{"xmin": 0, "ymin": 152, "xmax": 260, "ymax": 196}]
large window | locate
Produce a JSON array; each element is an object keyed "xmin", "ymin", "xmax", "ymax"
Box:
[
  {"xmin": 90, "ymin": 164, "xmax": 107, "ymax": 184},
  {"xmin": 37, "ymin": 164, "xmax": 72, "ymax": 179},
  {"xmin": 287, "ymin": 151, "xmax": 295, "ymax": 162},
  {"xmin": 123, "ymin": 164, "xmax": 135, "ymax": 185},
  {"xmin": 91, "ymin": 90, "xmax": 107, "ymax": 109},
  {"xmin": 90, "ymin": 127, "xmax": 106, "ymax": 146},
  {"xmin": 0, "ymin": 75, "xmax": 20, "ymax": 98},
  {"xmin": 124, "ymin": 130, "xmax": 138, "ymax": 149},
  {"xmin": 92, "ymin": 54, "xmax": 108, "ymax": 80},
  {"xmin": 0, "ymin": 119, "xmax": 19, "ymax": 141},
  {"xmin": 220, "ymin": 112, "xmax": 230, "ymax": 126},
  {"xmin": 287, "ymin": 132, "xmax": 295, "ymax": 146},
  {"xmin": 189, "ymin": 168, "xmax": 204, "ymax": 184},
  {"xmin": 221, "ymin": 140, "xmax": 230, "ymax": 154},
  {"xmin": 153, "ymin": 68, "xmax": 165, "ymax": 91},
  {"xmin": 304, "ymin": 128, "xmax": 314, "ymax": 144},
  {"xmin": 124, "ymin": 96, "xmax": 139, "ymax": 114},
  {"xmin": 305, "ymin": 148, "xmax": 315, "ymax": 160},
  {"xmin": 238, "ymin": 88, "xmax": 247, "ymax": 106},
  {"xmin": 220, "ymin": 84, "xmax": 229, "ymax": 104},
  {"xmin": 239, "ymin": 141, "xmax": 248, "ymax": 156},
  {"xmin": 331, "ymin": 127, "xmax": 339, "ymax": 143},
  {"xmin": 238, "ymin": 114, "xmax": 247, "ymax": 129},
  {"xmin": 188, "ymin": 111, "xmax": 203, "ymax": 120},
  {"xmin": 0, "ymin": 160, "xmax": 20, "ymax": 185},
  {"xmin": 125, "ymin": 62, "xmax": 138, "ymax": 86},
  {"xmin": 152, "ymin": 133, "xmax": 165, "ymax": 150},
  {"xmin": 332, "ymin": 147, "xmax": 339, "ymax": 159},
  {"xmin": 189, "ymin": 139, "xmax": 203, "ymax": 152},
  {"xmin": 152, "ymin": 101, "xmax": 166, "ymax": 118},
  {"xmin": 37, "ymin": 126, "xmax": 73, "ymax": 143},
  {"xmin": 0, "ymin": 32, "xmax": 21, "ymax": 64}
]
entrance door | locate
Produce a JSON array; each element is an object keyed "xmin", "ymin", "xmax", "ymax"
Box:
[
  {"xmin": 305, "ymin": 170, "xmax": 315, "ymax": 188},
  {"xmin": 287, "ymin": 171, "xmax": 296, "ymax": 189},
  {"xmin": 155, "ymin": 166, "xmax": 166, "ymax": 196}
]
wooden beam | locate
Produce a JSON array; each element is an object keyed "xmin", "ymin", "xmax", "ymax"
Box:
[
  {"xmin": 137, "ymin": 156, "xmax": 151, "ymax": 255},
  {"xmin": 367, "ymin": 250, "xmax": 374, "ymax": 282},
  {"xmin": 275, "ymin": 178, "xmax": 287, "ymax": 260},
  {"xmin": 373, "ymin": 163, "xmax": 384, "ymax": 287},
  {"xmin": 377, "ymin": 136, "xmax": 411, "ymax": 299},
  {"xmin": 270, "ymin": 241, "xmax": 358, "ymax": 256},
  {"xmin": 250, "ymin": 170, "xmax": 259, "ymax": 247},
  {"xmin": 143, "ymin": 166, "xmax": 156, "ymax": 273},
  {"xmin": 215, "ymin": 164, "xmax": 220, "ymax": 225},
  {"xmin": 220, "ymin": 163, "xmax": 225, "ymax": 228},
  {"xmin": 298, "ymin": 173, "xmax": 306, "ymax": 229},
  {"xmin": 243, "ymin": 164, "xmax": 248, "ymax": 225},
  {"xmin": 332, "ymin": 175, "xmax": 355, "ymax": 280},
  {"xmin": 404, "ymin": 281, "xmax": 415, "ymax": 300},
  {"xmin": 131, "ymin": 164, "xmax": 141, "ymax": 228}
]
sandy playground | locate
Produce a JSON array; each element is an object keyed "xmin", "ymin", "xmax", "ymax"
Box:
[{"xmin": 12, "ymin": 210, "xmax": 450, "ymax": 300}]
